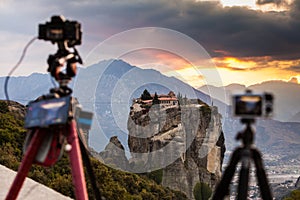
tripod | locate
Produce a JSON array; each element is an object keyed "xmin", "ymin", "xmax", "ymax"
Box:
[
  {"xmin": 4, "ymin": 36, "xmax": 101, "ymax": 199},
  {"xmin": 4, "ymin": 16, "xmax": 104, "ymax": 199},
  {"xmin": 5, "ymin": 82, "xmax": 89, "ymax": 200},
  {"xmin": 212, "ymin": 119, "xmax": 273, "ymax": 200}
]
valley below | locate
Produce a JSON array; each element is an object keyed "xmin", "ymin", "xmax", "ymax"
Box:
[{"xmin": 223, "ymin": 147, "xmax": 300, "ymax": 199}]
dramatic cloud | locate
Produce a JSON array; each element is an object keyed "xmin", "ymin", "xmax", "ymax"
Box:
[
  {"xmin": 2, "ymin": 0, "xmax": 300, "ymax": 77},
  {"xmin": 288, "ymin": 76, "xmax": 299, "ymax": 83},
  {"xmin": 256, "ymin": 0, "xmax": 290, "ymax": 6},
  {"xmin": 66, "ymin": 0, "xmax": 300, "ymax": 60},
  {"xmin": 288, "ymin": 65, "xmax": 300, "ymax": 72}
]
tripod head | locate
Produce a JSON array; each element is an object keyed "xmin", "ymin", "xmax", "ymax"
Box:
[
  {"xmin": 38, "ymin": 15, "xmax": 83, "ymax": 96},
  {"xmin": 47, "ymin": 42, "xmax": 82, "ymax": 83},
  {"xmin": 236, "ymin": 118, "xmax": 256, "ymax": 148}
]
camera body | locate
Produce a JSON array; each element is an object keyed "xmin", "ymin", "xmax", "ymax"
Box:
[
  {"xmin": 232, "ymin": 90, "xmax": 273, "ymax": 119},
  {"xmin": 38, "ymin": 15, "xmax": 81, "ymax": 47}
]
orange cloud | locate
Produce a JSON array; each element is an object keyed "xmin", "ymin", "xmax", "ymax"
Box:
[
  {"xmin": 211, "ymin": 56, "xmax": 300, "ymax": 86},
  {"xmin": 213, "ymin": 56, "xmax": 300, "ymax": 72},
  {"xmin": 122, "ymin": 48, "xmax": 300, "ymax": 87},
  {"xmin": 122, "ymin": 49, "xmax": 193, "ymax": 71},
  {"xmin": 288, "ymin": 76, "xmax": 299, "ymax": 84},
  {"xmin": 212, "ymin": 56, "xmax": 262, "ymax": 71},
  {"xmin": 153, "ymin": 51, "xmax": 195, "ymax": 71}
]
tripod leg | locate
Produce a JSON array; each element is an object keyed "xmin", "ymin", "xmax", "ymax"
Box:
[
  {"xmin": 5, "ymin": 129, "xmax": 44, "ymax": 200},
  {"xmin": 237, "ymin": 150, "xmax": 251, "ymax": 200},
  {"xmin": 79, "ymin": 138, "xmax": 102, "ymax": 200},
  {"xmin": 67, "ymin": 120, "xmax": 88, "ymax": 200},
  {"xmin": 251, "ymin": 149, "xmax": 273, "ymax": 200},
  {"xmin": 212, "ymin": 148, "xmax": 242, "ymax": 200}
]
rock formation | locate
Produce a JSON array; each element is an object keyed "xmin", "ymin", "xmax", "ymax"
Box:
[
  {"xmin": 99, "ymin": 136, "xmax": 129, "ymax": 170},
  {"xmin": 127, "ymin": 99, "xmax": 225, "ymax": 199},
  {"xmin": 98, "ymin": 93, "xmax": 225, "ymax": 199},
  {"xmin": 0, "ymin": 100, "xmax": 26, "ymax": 120}
]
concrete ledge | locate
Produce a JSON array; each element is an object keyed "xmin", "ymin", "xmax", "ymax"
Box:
[{"xmin": 0, "ymin": 165, "xmax": 72, "ymax": 200}]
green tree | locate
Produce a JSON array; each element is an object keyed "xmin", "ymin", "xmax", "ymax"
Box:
[
  {"xmin": 201, "ymin": 183, "xmax": 212, "ymax": 200},
  {"xmin": 144, "ymin": 169, "xmax": 163, "ymax": 185},
  {"xmin": 0, "ymin": 101, "xmax": 9, "ymax": 113},
  {"xmin": 193, "ymin": 182, "xmax": 202, "ymax": 200},
  {"xmin": 177, "ymin": 92, "xmax": 183, "ymax": 105},
  {"xmin": 141, "ymin": 89, "xmax": 152, "ymax": 100},
  {"xmin": 284, "ymin": 189, "xmax": 300, "ymax": 200},
  {"xmin": 152, "ymin": 92, "xmax": 160, "ymax": 105},
  {"xmin": 193, "ymin": 182, "xmax": 212, "ymax": 200}
]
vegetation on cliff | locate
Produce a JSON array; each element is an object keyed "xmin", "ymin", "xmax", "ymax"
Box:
[
  {"xmin": 0, "ymin": 100, "xmax": 187, "ymax": 199},
  {"xmin": 193, "ymin": 182, "xmax": 212, "ymax": 200},
  {"xmin": 284, "ymin": 189, "xmax": 300, "ymax": 200}
]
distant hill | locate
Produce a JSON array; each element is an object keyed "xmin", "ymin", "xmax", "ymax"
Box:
[
  {"xmin": 249, "ymin": 81, "xmax": 300, "ymax": 122},
  {"xmin": 290, "ymin": 111, "xmax": 300, "ymax": 122},
  {"xmin": 0, "ymin": 73, "xmax": 54, "ymax": 105},
  {"xmin": 223, "ymin": 117, "xmax": 300, "ymax": 160},
  {"xmin": 198, "ymin": 83, "xmax": 246, "ymax": 104},
  {"xmin": 225, "ymin": 83, "xmax": 247, "ymax": 91}
]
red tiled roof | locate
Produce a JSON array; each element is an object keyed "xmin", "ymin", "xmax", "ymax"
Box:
[
  {"xmin": 142, "ymin": 100, "xmax": 153, "ymax": 103},
  {"xmin": 158, "ymin": 97, "xmax": 178, "ymax": 101}
]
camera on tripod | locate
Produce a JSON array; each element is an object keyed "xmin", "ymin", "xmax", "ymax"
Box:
[
  {"xmin": 212, "ymin": 89, "xmax": 274, "ymax": 200},
  {"xmin": 38, "ymin": 15, "xmax": 83, "ymax": 81},
  {"xmin": 38, "ymin": 15, "xmax": 82, "ymax": 47},
  {"xmin": 233, "ymin": 90, "xmax": 273, "ymax": 119}
]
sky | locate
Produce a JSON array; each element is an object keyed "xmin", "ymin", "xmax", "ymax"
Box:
[{"xmin": 1, "ymin": 0, "xmax": 300, "ymax": 87}]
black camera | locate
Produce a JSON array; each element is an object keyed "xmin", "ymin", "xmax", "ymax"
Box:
[
  {"xmin": 38, "ymin": 15, "xmax": 82, "ymax": 47},
  {"xmin": 233, "ymin": 90, "xmax": 273, "ymax": 118}
]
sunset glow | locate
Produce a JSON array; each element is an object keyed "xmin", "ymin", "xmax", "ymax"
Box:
[
  {"xmin": 212, "ymin": 56, "xmax": 300, "ymax": 86},
  {"xmin": 219, "ymin": 0, "xmax": 293, "ymax": 11},
  {"xmin": 146, "ymin": 55, "xmax": 299, "ymax": 87},
  {"xmin": 220, "ymin": 0, "xmax": 256, "ymax": 8},
  {"xmin": 215, "ymin": 57, "xmax": 257, "ymax": 70},
  {"xmin": 122, "ymin": 48, "xmax": 300, "ymax": 88}
]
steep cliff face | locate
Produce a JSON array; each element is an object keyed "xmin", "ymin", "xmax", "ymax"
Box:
[
  {"xmin": 99, "ymin": 136, "xmax": 129, "ymax": 170},
  {"xmin": 128, "ymin": 101, "xmax": 225, "ymax": 199}
]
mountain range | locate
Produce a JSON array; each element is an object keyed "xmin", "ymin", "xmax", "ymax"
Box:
[{"xmin": 1, "ymin": 59, "xmax": 300, "ymax": 163}]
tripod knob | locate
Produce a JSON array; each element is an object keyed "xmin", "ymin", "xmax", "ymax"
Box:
[{"xmin": 236, "ymin": 124, "xmax": 254, "ymax": 147}]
